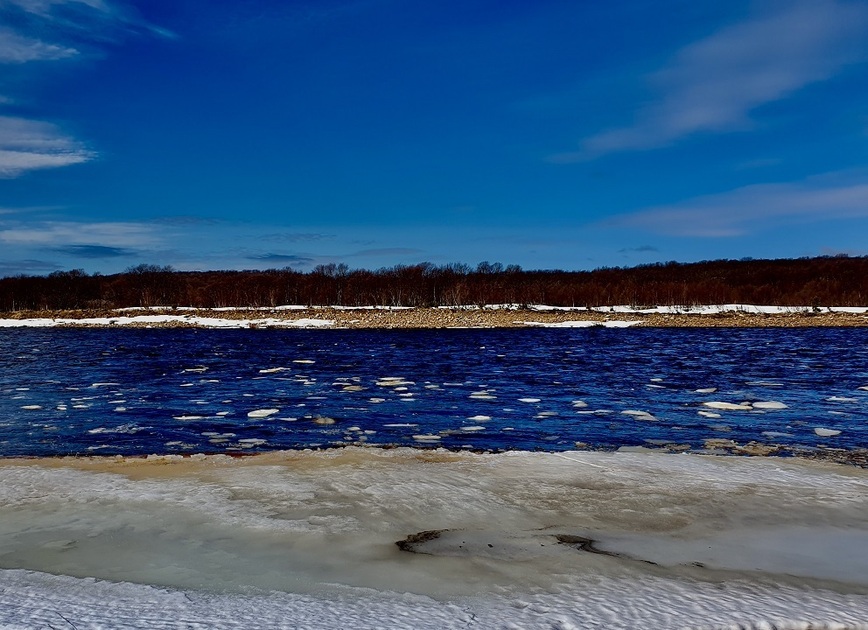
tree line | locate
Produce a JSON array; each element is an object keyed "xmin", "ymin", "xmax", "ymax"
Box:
[{"xmin": 0, "ymin": 256, "xmax": 866, "ymax": 311}]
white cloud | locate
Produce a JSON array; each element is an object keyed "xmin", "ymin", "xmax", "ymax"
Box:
[
  {"xmin": 610, "ymin": 171, "xmax": 868, "ymax": 237},
  {"xmin": 0, "ymin": 27, "xmax": 78, "ymax": 63},
  {"xmin": 0, "ymin": 220, "xmax": 159, "ymax": 246},
  {"xmin": 559, "ymin": 1, "xmax": 868, "ymax": 160},
  {"xmin": 0, "ymin": 116, "xmax": 94, "ymax": 177}
]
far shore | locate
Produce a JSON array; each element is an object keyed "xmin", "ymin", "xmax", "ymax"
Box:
[{"xmin": 1, "ymin": 305, "xmax": 867, "ymax": 328}]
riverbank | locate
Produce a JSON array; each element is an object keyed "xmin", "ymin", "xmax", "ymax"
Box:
[
  {"xmin": 1, "ymin": 448, "xmax": 866, "ymax": 629},
  {"xmin": 1, "ymin": 305, "xmax": 867, "ymax": 328}
]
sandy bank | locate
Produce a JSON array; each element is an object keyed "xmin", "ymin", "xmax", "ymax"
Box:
[{"xmin": 1, "ymin": 305, "xmax": 867, "ymax": 328}]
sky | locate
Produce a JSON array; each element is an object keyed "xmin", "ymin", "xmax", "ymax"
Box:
[{"xmin": 1, "ymin": 0, "xmax": 867, "ymax": 276}]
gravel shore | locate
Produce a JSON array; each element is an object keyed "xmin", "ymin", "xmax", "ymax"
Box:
[{"xmin": 2, "ymin": 306, "xmax": 867, "ymax": 328}]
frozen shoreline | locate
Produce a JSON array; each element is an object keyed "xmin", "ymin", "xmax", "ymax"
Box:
[
  {"xmin": 0, "ymin": 448, "xmax": 866, "ymax": 628},
  {"xmin": 1, "ymin": 303, "xmax": 867, "ymax": 328}
]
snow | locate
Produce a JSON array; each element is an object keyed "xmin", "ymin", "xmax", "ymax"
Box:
[
  {"xmin": 0, "ymin": 448, "xmax": 866, "ymax": 629},
  {"xmin": 0, "ymin": 315, "xmax": 335, "ymax": 328}
]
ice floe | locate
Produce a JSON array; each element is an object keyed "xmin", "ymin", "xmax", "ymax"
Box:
[
  {"xmin": 247, "ymin": 408, "xmax": 280, "ymax": 418},
  {"xmin": 752, "ymin": 401, "xmax": 788, "ymax": 410},
  {"xmin": 703, "ymin": 401, "xmax": 753, "ymax": 411},
  {"xmin": 814, "ymin": 427, "xmax": 842, "ymax": 437}
]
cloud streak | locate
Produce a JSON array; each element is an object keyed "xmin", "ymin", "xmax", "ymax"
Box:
[
  {"xmin": 0, "ymin": 27, "xmax": 78, "ymax": 62},
  {"xmin": 610, "ymin": 171, "xmax": 868, "ymax": 237},
  {"xmin": 555, "ymin": 1, "xmax": 868, "ymax": 160},
  {"xmin": 0, "ymin": 219, "xmax": 159, "ymax": 246},
  {"xmin": 0, "ymin": 116, "xmax": 94, "ymax": 177},
  {"xmin": 52, "ymin": 244, "xmax": 136, "ymax": 258},
  {"xmin": 0, "ymin": 0, "xmax": 172, "ymax": 177}
]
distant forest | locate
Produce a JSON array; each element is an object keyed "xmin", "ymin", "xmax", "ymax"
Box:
[{"xmin": 1, "ymin": 256, "xmax": 866, "ymax": 311}]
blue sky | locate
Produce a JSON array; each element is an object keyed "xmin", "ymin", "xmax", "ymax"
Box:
[{"xmin": 1, "ymin": 0, "xmax": 867, "ymax": 276}]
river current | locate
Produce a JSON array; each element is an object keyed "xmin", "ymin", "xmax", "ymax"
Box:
[{"xmin": 1, "ymin": 327, "xmax": 866, "ymax": 456}]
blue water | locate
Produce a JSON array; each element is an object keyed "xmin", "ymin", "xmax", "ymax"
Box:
[{"xmin": 1, "ymin": 327, "xmax": 866, "ymax": 456}]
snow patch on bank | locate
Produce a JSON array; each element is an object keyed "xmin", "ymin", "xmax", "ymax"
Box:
[{"xmin": 0, "ymin": 315, "xmax": 335, "ymax": 328}]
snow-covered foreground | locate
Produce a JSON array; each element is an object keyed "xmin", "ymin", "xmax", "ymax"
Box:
[
  {"xmin": 2, "ymin": 567, "xmax": 867, "ymax": 630},
  {"xmin": 0, "ymin": 448, "xmax": 866, "ymax": 629}
]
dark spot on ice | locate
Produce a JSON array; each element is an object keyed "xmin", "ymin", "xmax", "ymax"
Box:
[
  {"xmin": 395, "ymin": 529, "xmax": 450, "ymax": 553},
  {"xmin": 555, "ymin": 534, "xmax": 658, "ymax": 565}
]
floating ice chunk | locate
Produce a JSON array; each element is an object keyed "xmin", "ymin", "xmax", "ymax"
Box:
[
  {"xmin": 703, "ymin": 401, "xmax": 752, "ymax": 410},
  {"xmin": 462, "ymin": 426, "xmax": 485, "ymax": 432},
  {"xmin": 826, "ymin": 396, "xmax": 857, "ymax": 403},
  {"xmin": 173, "ymin": 415, "xmax": 206, "ymax": 421},
  {"xmin": 368, "ymin": 398, "xmax": 386, "ymax": 403},
  {"xmin": 179, "ymin": 383, "xmax": 194, "ymax": 388},
  {"xmin": 697, "ymin": 411, "xmax": 722, "ymax": 419},
  {"xmin": 376, "ymin": 378, "xmax": 414, "ymax": 387},
  {"xmin": 746, "ymin": 381, "xmax": 784, "ymax": 387},
  {"xmin": 247, "ymin": 408, "xmax": 279, "ymax": 418},
  {"xmin": 238, "ymin": 438, "xmax": 266, "ymax": 446},
  {"xmin": 752, "ymin": 401, "xmax": 788, "ymax": 410},
  {"xmin": 182, "ymin": 366, "xmax": 208, "ymax": 373},
  {"xmin": 571, "ymin": 400, "xmax": 588, "ymax": 408},
  {"xmin": 113, "ymin": 407, "xmax": 127, "ymax": 412},
  {"xmin": 535, "ymin": 411, "xmax": 558, "ymax": 418},
  {"xmin": 694, "ymin": 387, "xmax": 717, "ymax": 394},
  {"xmin": 467, "ymin": 415, "xmax": 492, "ymax": 421},
  {"xmin": 313, "ymin": 416, "xmax": 336, "ymax": 425},
  {"xmin": 518, "ymin": 398, "xmax": 541, "ymax": 403},
  {"xmin": 20, "ymin": 405, "xmax": 42, "ymax": 410},
  {"xmin": 383, "ymin": 423, "xmax": 418, "ymax": 427},
  {"xmin": 412, "ymin": 434, "xmax": 442, "ymax": 441},
  {"xmin": 622, "ymin": 410, "xmax": 656, "ymax": 421},
  {"xmin": 91, "ymin": 382, "xmax": 120, "ymax": 387},
  {"xmin": 763, "ymin": 431, "xmax": 794, "ymax": 438},
  {"xmin": 259, "ymin": 367, "xmax": 289, "ymax": 374},
  {"xmin": 469, "ymin": 391, "xmax": 496, "ymax": 400},
  {"xmin": 342, "ymin": 385, "xmax": 365, "ymax": 392},
  {"xmin": 645, "ymin": 384, "xmax": 666, "ymax": 389},
  {"xmin": 293, "ymin": 359, "xmax": 315, "ymax": 364},
  {"xmin": 814, "ymin": 427, "xmax": 842, "ymax": 437},
  {"xmin": 650, "ymin": 378, "xmax": 664, "ymax": 382}
]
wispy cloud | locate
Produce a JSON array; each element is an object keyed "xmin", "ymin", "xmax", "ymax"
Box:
[
  {"xmin": 610, "ymin": 171, "xmax": 868, "ymax": 237},
  {"xmin": 245, "ymin": 253, "xmax": 314, "ymax": 265},
  {"xmin": 0, "ymin": 27, "xmax": 78, "ymax": 62},
  {"xmin": 149, "ymin": 215, "xmax": 221, "ymax": 227},
  {"xmin": 0, "ymin": 258, "xmax": 60, "ymax": 276},
  {"xmin": 0, "ymin": 116, "xmax": 94, "ymax": 177},
  {"xmin": 0, "ymin": 0, "xmax": 171, "ymax": 177},
  {"xmin": 0, "ymin": 219, "xmax": 159, "ymax": 246},
  {"xmin": 52, "ymin": 244, "xmax": 136, "ymax": 258},
  {"xmin": 260, "ymin": 232, "xmax": 335, "ymax": 243},
  {"xmin": 554, "ymin": 1, "xmax": 868, "ymax": 161}
]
